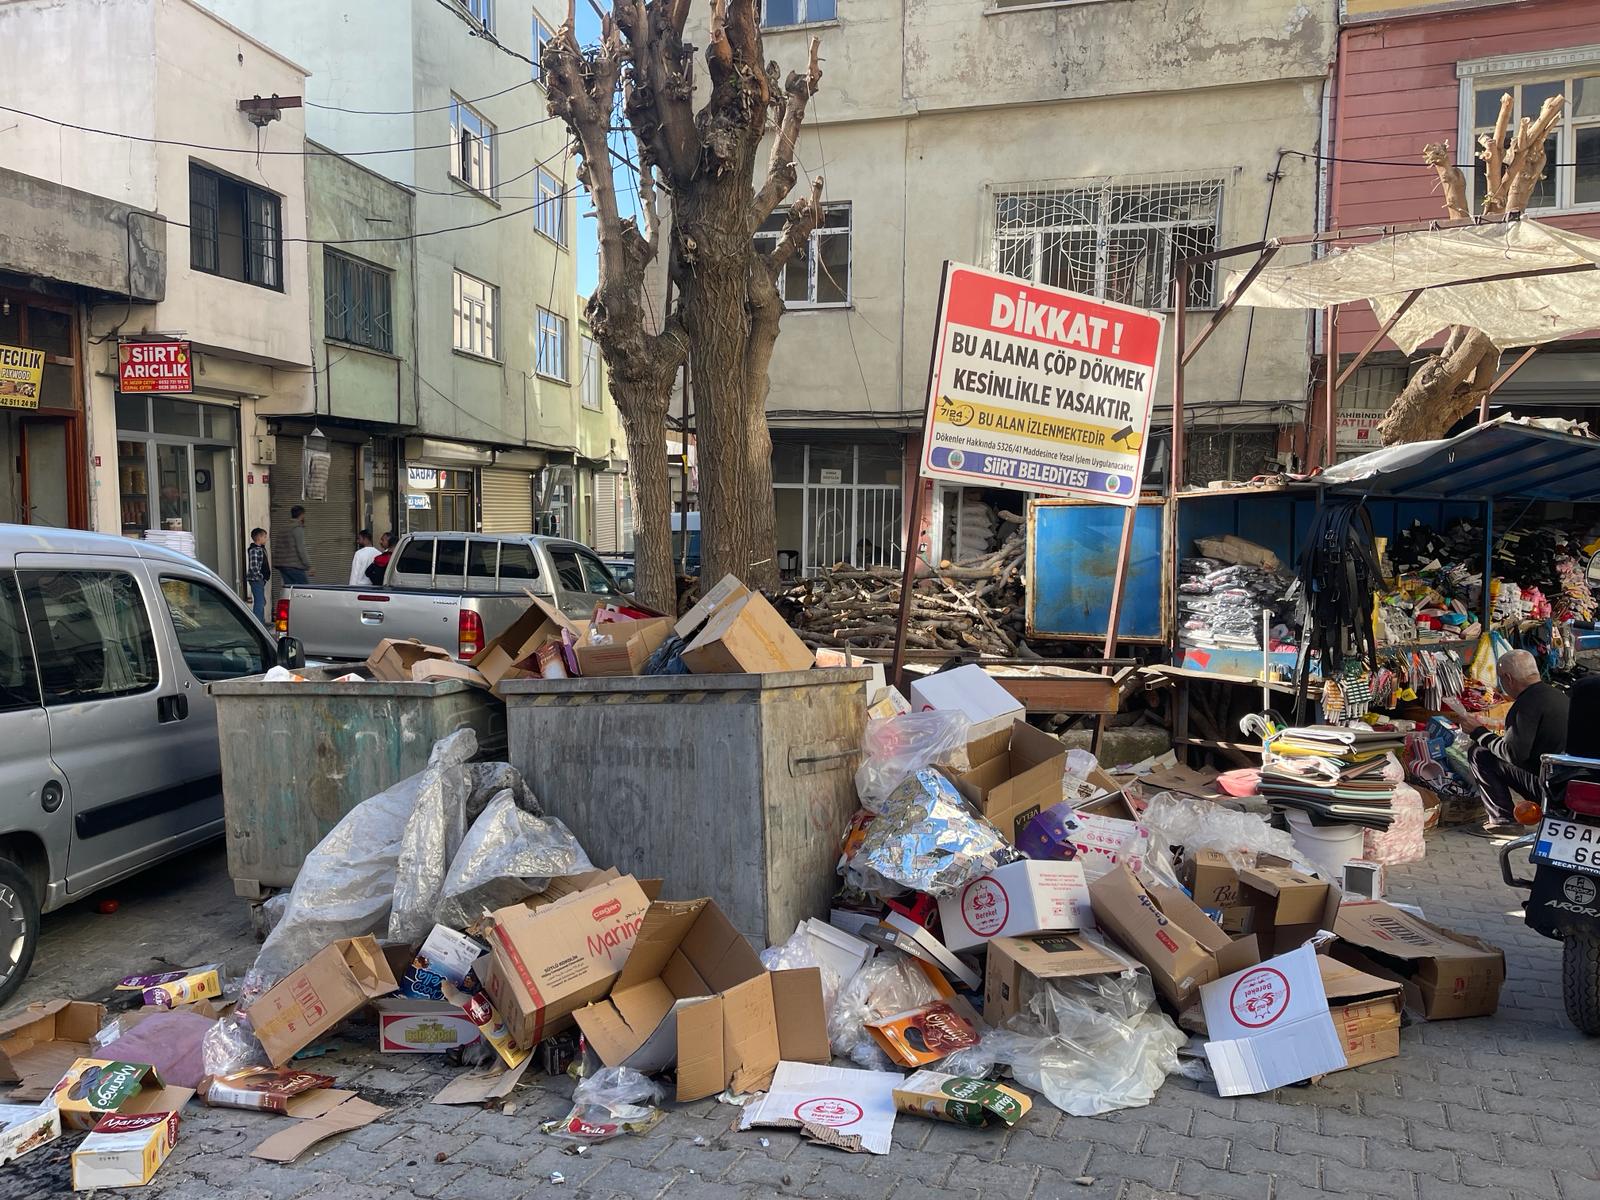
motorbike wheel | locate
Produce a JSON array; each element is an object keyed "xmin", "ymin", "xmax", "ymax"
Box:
[{"xmin": 1561, "ymin": 934, "xmax": 1600, "ymax": 1036}]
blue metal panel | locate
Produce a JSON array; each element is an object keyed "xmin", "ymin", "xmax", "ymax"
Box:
[{"xmin": 1028, "ymin": 502, "xmax": 1164, "ymax": 640}]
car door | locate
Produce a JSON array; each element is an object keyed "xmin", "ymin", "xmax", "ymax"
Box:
[
  {"xmin": 0, "ymin": 568, "xmax": 67, "ymax": 906},
  {"xmin": 15, "ymin": 555, "xmax": 201, "ymax": 894},
  {"xmin": 547, "ymin": 544, "xmax": 601, "ymax": 619}
]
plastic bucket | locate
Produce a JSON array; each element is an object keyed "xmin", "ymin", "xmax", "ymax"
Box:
[{"xmin": 1285, "ymin": 811, "xmax": 1366, "ymax": 881}]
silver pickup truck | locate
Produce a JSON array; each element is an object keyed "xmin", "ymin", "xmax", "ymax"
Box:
[{"xmin": 278, "ymin": 532, "xmax": 634, "ymax": 661}]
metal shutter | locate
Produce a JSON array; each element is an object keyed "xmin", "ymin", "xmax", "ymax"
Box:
[
  {"xmin": 480, "ymin": 468, "xmax": 533, "ymax": 533},
  {"xmin": 595, "ymin": 473, "xmax": 618, "ymax": 552},
  {"xmin": 271, "ymin": 436, "xmax": 359, "ymax": 583}
]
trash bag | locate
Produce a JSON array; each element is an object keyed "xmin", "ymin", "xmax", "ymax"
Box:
[
  {"xmin": 827, "ymin": 952, "xmax": 945, "ymax": 1070},
  {"xmin": 854, "ymin": 712, "xmax": 971, "ymax": 810},
  {"xmin": 847, "ymin": 769, "xmax": 1018, "ymax": 899},
  {"xmin": 434, "ymin": 792, "xmax": 591, "ymax": 928},
  {"xmin": 643, "ymin": 633, "xmax": 691, "ymax": 676},
  {"xmin": 1363, "ymin": 781, "xmax": 1426, "ymax": 867},
  {"xmin": 541, "ymin": 1066, "xmax": 666, "ymax": 1142}
]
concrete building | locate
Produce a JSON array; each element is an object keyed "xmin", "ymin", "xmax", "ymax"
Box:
[
  {"xmin": 757, "ymin": 0, "xmax": 1335, "ymax": 571},
  {"xmin": 573, "ymin": 310, "xmax": 630, "ymax": 552},
  {"xmin": 1330, "ymin": 0, "xmax": 1600, "ymax": 447},
  {"xmin": 0, "ymin": 0, "xmax": 313, "ymax": 588},
  {"xmin": 203, "ymin": 0, "xmax": 581, "ymax": 538}
]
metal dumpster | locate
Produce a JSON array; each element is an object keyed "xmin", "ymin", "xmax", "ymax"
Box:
[
  {"xmin": 211, "ymin": 666, "xmax": 505, "ymax": 898},
  {"xmin": 502, "ymin": 668, "xmax": 870, "ymax": 945}
]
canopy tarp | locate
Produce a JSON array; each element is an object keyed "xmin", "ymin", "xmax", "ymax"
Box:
[{"xmin": 1231, "ymin": 220, "xmax": 1600, "ymax": 353}]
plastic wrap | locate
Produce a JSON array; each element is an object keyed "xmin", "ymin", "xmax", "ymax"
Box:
[
  {"xmin": 435, "ymin": 793, "xmax": 592, "ymax": 928},
  {"xmin": 847, "ymin": 768, "xmax": 1017, "ymax": 899},
  {"xmin": 1139, "ymin": 791, "xmax": 1306, "ymax": 873},
  {"xmin": 827, "ymin": 952, "xmax": 944, "ymax": 1070},
  {"xmin": 854, "ymin": 712, "xmax": 971, "ymax": 810},
  {"xmin": 1363, "ymin": 781, "xmax": 1426, "ymax": 866},
  {"xmin": 201, "ymin": 1012, "xmax": 270, "ymax": 1080},
  {"xmin": 541, "ymin": 1066, "xmax": 666, "ymax": 1142}
]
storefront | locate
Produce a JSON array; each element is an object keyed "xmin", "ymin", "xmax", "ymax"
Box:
[
  {"xmin": 0, "ymin": 286, "xmax": 89, "ymax": 529},
  {"xmin": 772, "ymin": 436, "xmax": 905, "ymax": 577},
  {"xmin": 270, "ymin": 426, "xmax": 399, "ymax": 583}
]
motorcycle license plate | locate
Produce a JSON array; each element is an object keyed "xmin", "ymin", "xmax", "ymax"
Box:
[{"xmin": 1533, "ymin": 818, "xmax": 1600, "ymax": 876}]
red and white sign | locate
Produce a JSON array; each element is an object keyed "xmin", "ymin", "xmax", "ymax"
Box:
[
  {"xmin": 794, "ymin": 1097, "xmax": 863, "ymax": 1128},
  {"xmin": 118, "ymin": 340, "xmax": 192, "ymax": 394},
  {"xmin": 740, "ymin": 1063, "xmax": 897, "ymax": 1155},
  {"xmin": 1199, "ymin": 944, "xmax": 1346, "ymax": 1096},
  {"xmin": 919, "ymin": 263, "xmax": 1165, "ymax": 505},
  {"xmin": 1227, "ymin": 966, "xmax": 1291, "ymax": 1028},
  {"xmin": 960, "ymin": 876, "xmax": 1011, "ymax": 937}
]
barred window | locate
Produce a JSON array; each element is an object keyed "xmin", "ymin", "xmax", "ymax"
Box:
[
  {"xmin": 992, "ymin": 176, "xmax": 1224, "ymax": 309},
  {"xmin": 324, "ymin": 251, "xmax": 394, "ymax": 353}
]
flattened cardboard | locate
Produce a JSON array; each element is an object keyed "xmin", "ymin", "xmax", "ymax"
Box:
[
  {"xmin": 681, "ymin": 591, "xmax": 812, "ymax": 675},
  {"xmin": 1238, "ymin": 867, "xmax": 1340, "ymax": 957},
  {"xmin": 430, "ymin": 1056, "xmax": 533, "ymax": 1106},
  {"xmin": 366, "ymin": 638, "xmax": 451, "ymax": 682},
  {"xmin": 739, "ymin": 1061, "xmax": 898, "ymax": 1155},
  {"xmin": 937, "ymin": 859, "xmax": 1092, "ymax": 953},
  {"xmin": 471, "ymin": 596, "xmax": 582, "ymax": 689},
  {"xmin": 246, "ymin": 936, "xmax": 399, "ymax": 1066},
  {"xmin": 410, "ymin": 659, "xmax": 489, "ymax": 688},
  {"xmin": 674, "ymin": 575, "xmax": 750, "ymax": 640},
  {"xmin": 0, "ymin": 999, "xmax": 104, "ymax": 1103},
  {"xmin": 1333, "ymin": 900, "xmax": 1505, "ymax": 1020},
  {"xmin": 908, "ymin": 666, "xmax": 1024, "ymax": 742},
  {"xmin": 251, "ymin": 1095, "xmax": 389, "ymax": 1163},
  {"xmin": 1200, "ymin": 944, "xmax": 1347, "ymax": 1096},
  {"xmin": 576, "ymin": 615, "xmax": 674, "ymax": 676},
  {"xmin": 1317, "ymin": 955, "xmax": 1403, "ymax": 1070},
  {"xmin": 957, "ymin": 720, "xmax": 1066, "ymax": 845},
  {"xmin": 983, "ymin": 932, "xmax": 1133, "ymax": 1025}
]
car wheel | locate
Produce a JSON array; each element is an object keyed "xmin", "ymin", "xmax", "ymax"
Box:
[{"xmin": 0, "ymin": 857, "xmax": 40, "ymax": 1008}]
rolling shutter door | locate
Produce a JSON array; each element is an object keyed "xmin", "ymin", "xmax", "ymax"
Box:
[
  {"xmin": 271, "ymin": 436, "xmax": 359, "ymax": 583},
  {"xmin": 595, "ymin": 473, "xmax": 618, "ymax": 552},
  {"xmin": 480, "ymin": 468, "xmax": 533, "ymax": 533}
]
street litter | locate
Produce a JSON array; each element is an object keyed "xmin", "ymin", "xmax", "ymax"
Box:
[
  {"xmin": 0, "ymin": 1103, "xmax": 59, "ymax": 1166},
  {"xmin": 72, "ymin": 1110, "xmax": 181, "ymax": 1189},
  {"xmin": 1199, "ymin": 944, "xmax": 1347, "ymax": 1096},
  {"xmin": 893, "ymin": 1069, "xmax": 1032, "ymax": 1129},
  {"xmin": 48, "ymin": 1060, "xmax": 193, "ymax": 1131},
  {"xmin": 93, "ymin": 1009, "xmax": 215, "ymax": 1090},
  {"xmin": 249, "ymin": 1092, "xmax": 389, "ymax": 1163},
  {"xmin": 0, "ymin": 1001, "xmax": 105, "ymax": 1102},
  {"xmin": 739, "ymin": 1061, "xmax": 898, "ymax": 1155},
  {"xmin": 374, "ymin": 998, "xmax": 483, "ymax": 1053},
  {"xmin": 847, "ymin": 768, "xmax": 1018, "ymax": 898},
  {"xmin": 937, "ymin": 858, "xmax": 1092, "ymax": 951},
  {"xmin": 865, "ymin": 1000, "xmax": 983, "ymax": 1067},
  {"xmin": 114, "ymin": 964, "xmax": 223, "ymax": 1009},
  {"xmin": 204, "ymin": 1068, "xmax": 336, "ymax": 1113},
  {"xmin": 541, "ymin": 1067, "xmax": 665, "ymax": 1142},
  {"xmin": 1332, "ymin": 899, "xmax": 1506, "ymax": 1019},
  {"xmin": 246, "ymin": 936, "xmax": 398, "ymax": 1066}
]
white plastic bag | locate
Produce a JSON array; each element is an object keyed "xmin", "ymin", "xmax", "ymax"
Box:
[
  {"xmin": 542, "ymin": 1066, "xmax": 665, "ymax": 1142},
  {"xmin": 1139, "ymin": 791, "xmax": 1307, "ymax": 873},
  {"xmin": 854, "ymin": 711, "xmax": 971, "ymax": 809},
  {"xmin": 827, "ymin": 952, "xmax": 944, "ymax": 1070}
]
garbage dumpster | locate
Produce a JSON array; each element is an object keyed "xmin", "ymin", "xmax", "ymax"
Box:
[
  {"xmin": 211, "ymin": 666, "xmax": 505, "ymax": 898},
  {"xmin": 502, "ymin": 668, "xmax": 870, "ymax": 946}
]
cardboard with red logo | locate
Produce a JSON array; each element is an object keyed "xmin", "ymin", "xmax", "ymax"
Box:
[
  {"xmin": 956, "ymin": 719, "xmax": 1066, "ymax": 845},
  {"xmin": 71, "ymin": 1109, "xmax": 181, "ymax": 1189},
  {"xmin": 983, "ymin": 932, "xmax": 1138, "ymax": 1025},
  {"xmin": 738, "ymin": 1061, "xmax": 899, "ymax": 1155},
  {"xmin": 366, "ymin": 638, "xmax": 452, "ymax": 683},
  {"xmin": 373, "ymin": 998, "xmax": 483, "ymax": 1054},
  {"xmin": 936, "ymin": 859, "xmax": 1092, "ymax": 953},
  {"xmin": 1088, "ymin": 865, "xmax": 1259, "ymax": 1011},
  {"xmin": 1237, "ymin": 867, "xmax": 1341, "ymax": 957},
  {"xmin": 573, "ymin": 897, "xmax": 831, "ymax": 1102},
  {"xmin": 475, "ymin": 874, "xmax": 652, "ymax": 1048},
  {"xmin": 245, "ymin": 936, "xmax": 399, "ymax": 1066},
  {"xmin": 1331, "ymin": 899, "xmax": 1505, "ymax": 1020},
  {"xmin": 1199, "ymin": 943, "xmax": 1348, "ymax": 1096},
  {"xmin": 1317, "ymin": 954, "xmax": 1403, "ymax": 1070}
]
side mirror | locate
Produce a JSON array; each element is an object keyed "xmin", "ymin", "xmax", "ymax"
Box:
[{"xmin": 276, "ymin": 635, "xmax": 306, "ymax": 670}]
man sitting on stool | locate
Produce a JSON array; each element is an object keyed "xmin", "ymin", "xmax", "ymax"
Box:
[{"xmin": 1461, "ymin": 649, "xmax": 1569, "ymax": 834}]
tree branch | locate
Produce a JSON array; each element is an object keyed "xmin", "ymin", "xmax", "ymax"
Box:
[
  {"xmin": 753, "ymin": 36, "xmax": 822, "ymax": 225},
  {"xmin": 1505, "ymin": 94, "xmax": 1566, "ymax": 214},
  {"xmin": 1423, "ymin": 141, "xmax": 1468, "ymax": 221},
  {"xmin": 766, "ymin": 175, "xmax": 825, "ymax": 273}
]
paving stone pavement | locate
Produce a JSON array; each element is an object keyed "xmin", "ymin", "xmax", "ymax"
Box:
[{"xmin": 5, "ymin": 827, "xmax": 1600, "ymax": 1200}]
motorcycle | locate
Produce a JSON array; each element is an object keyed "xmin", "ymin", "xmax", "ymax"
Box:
[{"xmin": 1500, "ymin": 753, "xmax": 1600, "ymax": 1034}]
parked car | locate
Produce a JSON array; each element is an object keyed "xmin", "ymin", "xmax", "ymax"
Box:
[
  {"xmin": 601, "ymin": 556, "xmax": 636, "ymax": 593},
  {"xmin": 279, "ymin": 531, "xmax": 635, "ymax": 662},
  {"xmin": 0, "ymin": 525, "xmax": 303, "ymax": 1003}
]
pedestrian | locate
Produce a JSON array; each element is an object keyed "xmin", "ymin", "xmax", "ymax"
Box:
[
  {"xmin": 366, "ymin": 530, "xmax": 396, "ymax": 585},
  {"xmin": 245, "ymin": 527, "xmax": 271, "ymax": 622},
  {"xmin": 349, "ymin": 529, "xmax": 380, "ymax": 586},
  {"xmin": 1462, "ymin": 649, "xmax": 1569, "ymax": 833},
  {"xmin": 279, "ymin": 505, "xmax": 313, "ymax": 585}
]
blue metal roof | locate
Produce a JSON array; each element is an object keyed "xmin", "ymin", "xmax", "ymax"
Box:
[{"xmin": 1320, "ymin": 420, "xmax": 1600, "ymax": 502}]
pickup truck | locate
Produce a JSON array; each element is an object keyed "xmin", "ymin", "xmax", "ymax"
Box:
[{"xmin": 277, "ymin": 531, "xmax": 634, "ymax": 661}]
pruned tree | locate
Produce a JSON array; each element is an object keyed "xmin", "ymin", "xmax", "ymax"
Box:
[
  {"xmin": 543, "ymin": 1, "xmax": 824, "ymax": 602},
  {"xmin": 1377, "ymin": 92, "xmax": 1564, "ymax": 445}
]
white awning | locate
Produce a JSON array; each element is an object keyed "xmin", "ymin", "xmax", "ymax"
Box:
[{"xmin": 1230, "ymin": 220, "xmax": 1600, "ymax": 353}]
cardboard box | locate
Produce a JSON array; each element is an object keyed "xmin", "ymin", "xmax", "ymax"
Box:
[
  {"xmin": 1088, "ymin": 865, "xmax": 1259, "ymax": 1010},
  {"xmin": 72, "ymin": 1110, "xmax": 180, "ymax": 1189},
  {"xmin": 0, "ymin": 1102, "xmax": 59, "ymax": 1166},
  {"xmin": 957, "ymin": 720, "xmax": 1066, "ymax": 845},
  {"xmin": 908, "ymin": 665, "xmax": 1024, "ymax": 741},
  {"xmin": 1333, "ymin": 900, "xmax": 1505, "ymax": 1020},
  {"xmin": 471, "ymin": 596, "xmax": 582, "ymax": 690},
  {"xmin": 1200, "ymin": 944, "xmax": 1347, "ymax": 1096},
  {"xmin": 1065, "ymin": 766, "xmax": 1123, "ymax": 805},
  {"xmin": 674, "ymin": 574, "xmax": 750, "ymax": 640},
  {"xmin": 0, "ymin": 999, "xmax": 105, "ymax": 1103},
  {"xmin": 938, "ymin": 859, "xmax": 1091, "ymax": 952},
  {"xmin": 576, "ymin": 615, "xmax": 674, "ymax": 676},
  {"xmin": 48, "ymin": 1060, "xmax": 193, "ymax": 1132},
  {"xmin": 893, "ymin": 1070, "xmax": 1032, "ymax": 1129},
  {"xmin": 857, "ymin": 912, "xmax": 980, "ymax": 991},
  {"xmin": 476, "ymin": 874, "xmax": 652, "ymax": 1048},
  {"xmin": 1318, "ymin": 955, "xmax": 1404, "ymax": 1070},
  {"xmin": 375, "ymin": 999, "xmax": 483, "ymax": 1053},
  {"xmin": 983, "ymin": 932, "xmax": 1134, "ymax": 1025},
  {"xmin": 1184, "ymin": 850, "xmax": 1255, "ymax": 933},
  {"xmin": 573, "ymin": 897, "xmax": 831, "ymax": 1101},
  {"xmin": 410, "ymin": 659, "xmax": 490, "ymax": 688},
  {"xmin": 739, "ymin": 1061, "xmax": 898, "ymax": 1155},
  {"xmin": 366, "ymin": 638, "xmax": 451, "ymax": 682},
  {"xmin": 865, "ymin": 1000, "xmax": 982, "ymax": 1068},
  {"xmin": 245, "ymin": 936, "xmax": 399, "ymax": 1066},
  {"xmin": 1238, "ymin": 867, "xmax": 1341, "ymax": 956},
  {"xmin": 681, "ymin": 591, "xmax": 812, "ymax": 675}
]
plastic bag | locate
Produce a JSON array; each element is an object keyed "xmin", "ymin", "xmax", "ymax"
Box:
[
  {"xmin": 434, "ymin": 792, "xmax": 591, "ymax": 928},
  {"xmin": 1062, "ymin": 748, "xmax": 1101, "ymax": 796},
  {"xmin": 1363, "ymin": 781, "xmax": 1425, "ymax": 866},
  {"xmin": 541, "ymin": 1066, "xmax": 666, "ymax": 1142},
  {"xmin": 1468, "ymin": 633, "xmax": 1498, "ymax": 690},
  {"xmin": 854, "ymin": 712, "xmax": 971, "ymax": 810},
  {"xmin": 847, "ymin": 769, "xmax": 1017, "ymax": 899},
  {"xmin": 827, "ymin": 952, "xmax": 944, "ymax": 1070},
  {"xmin": 1139, "ymin": 791, "xmax": 1305, "ymax": 874},
  {"xmin": 201, "ymin": 1012, "xmax": 270, "ymax": 1080}
]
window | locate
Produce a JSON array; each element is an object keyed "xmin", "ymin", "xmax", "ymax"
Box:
[
  {"xmin": 395, "ymin": 540, "xmax": 435, "ymax": 575},
  {"xmin": 533, "ymin": 13, "xmax": 553, "ymax": 82},
  {"xmin": 159, "ymin": 578, "xmax": 269, "ymax": 681},
  {"xmin": 459, "ymin": 0, "xmax": 492, "ymax": 30},
  {"xmin": 324, "ymin": 251, "xmax": 394, "ymax": 353},
  {"xmin": 550, "ymin": 547, "xmax": 586, "ymax": 594},
  {"xmin": 762, "ymin": 0, "xmax": 834, "ymax": 26},
  {"xmin": 537, "ymin": 307, "xmax": 568, "ymax": 380},
  {"xmin": 189, "ymin": 163, "xmax": 282, "ymax": 289},
  {"xmin": 18, "ymin": 569, "xmax": 158, "ymax": 704},
  {"xmin": 534, "ymin": 167, "xmax": 566, "ymax": 245},
  {"xmin": 992, "ymin": 177, "xmax": 1223, "ymax": 309},
  {"xmin": 580, "ymin": 336, "xmax": 603, "ymax": 411},
  {"xmin": 434, "ymin": 539, "xmax": 467, "ymax": 577},
  {"xmin": 753, "ymin": 202, "xmax": 852, "ymax": 306},
  {"xmin": 453, "ymin": 270, "xmax": 499, "ymax": 359},
  {"xmin": 577, "ymin": 550, "xmax": 621, "ymax": 596},
  {"xmin": 467, "ymin": 540, "xmax": 500, "ymax": 579},
  {"xmin": 0, "ymin": 574, "xmax": 39, "ymax": 713},
  {"xmin": 450, "ymin": 97, "xmax": 496, "ymax": 195},
  {"xmin": 499, "ymin": 544, "xmax": 540, "ymax": 580},
  {"xmin": 1462, "ymin": 66, "xmax": 1600, "ymax": 212}
]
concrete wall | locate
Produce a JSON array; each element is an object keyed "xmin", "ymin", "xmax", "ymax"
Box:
[{"xmin": 0, "ymin": 167, "xmax": 166, "ymax": 301}]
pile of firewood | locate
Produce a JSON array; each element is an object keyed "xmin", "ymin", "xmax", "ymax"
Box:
[{"xmin": 772, "ymin": 526, "xmax": 1026, "ymax": 656}]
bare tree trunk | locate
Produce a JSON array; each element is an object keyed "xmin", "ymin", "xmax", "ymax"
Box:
[
  {"xmin": 613, "ymin": 383, "xmax": 676, "ymax": 610},
  {"xmin": 1376, "ymin": 329, "xmax": 1496, "ymax": 445}
]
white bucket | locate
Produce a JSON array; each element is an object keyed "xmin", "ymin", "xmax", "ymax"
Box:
[{"xmin": 1285, "ymin": 811, "xmax": 1366, "ymax": 882}]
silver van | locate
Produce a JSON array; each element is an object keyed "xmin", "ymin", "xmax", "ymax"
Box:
[{"xmin": 0, "ymin": 526, "xmax": 302, "ymax": 1003}]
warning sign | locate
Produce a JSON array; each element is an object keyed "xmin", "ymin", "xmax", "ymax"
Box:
[{"xmin": 919, "ymin": 264, "xmax": 1165, "ymax": 505}]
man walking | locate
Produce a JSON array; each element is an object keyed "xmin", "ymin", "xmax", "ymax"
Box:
[
  {"xmin": 349, "ymin": 529, "xmax": 380, "ymax": 586},
  {"xmin": 1463, "ymin": 649, "xmax": 1569, "ymax": 833},
  {"xmin": 279, "ymin": 505, "xmax": 313, "ymax": 586}
]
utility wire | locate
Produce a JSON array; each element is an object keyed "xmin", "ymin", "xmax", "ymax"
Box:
[{"xmin": 306, "ymin": 77, "xmax": 537, "ymax": 116}]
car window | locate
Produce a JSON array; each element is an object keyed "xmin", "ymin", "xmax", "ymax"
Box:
[
  {"xmin": 159, "ymin": 578, "xmax": 270, "ymax": 681},
  {"xmin": 466, "ymin": 541, "xmax": 499, "ymax": 580},
  {"xmin": 550, "ymin": 548, "xmax": 585, "ymax": 594},
  {"xmin": 18, "ymin": 568, "xmax": 159, "ymax": 705},
  {"xmin": 577, "ymin": 550, "xmax": 622, "ymax": 597},
  {"xmin": 434, "ymin": 538, "xmax": 466, "ymax": 578},
  {"xmin": 395, "ymin": 539, "xmax": 433, "ymax": 575},
  {"xmin": 0, "ymin": 573, "xmax": 40, "ymax": 713},
  {"xmin": 499, "ymin": 544, "xmax": 540, "ymax": 581}
]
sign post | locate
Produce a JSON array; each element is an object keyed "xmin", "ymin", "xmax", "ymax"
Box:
[{"xmin": 892, "ymin": 262, "xmax": 1166, "ymax": 698}]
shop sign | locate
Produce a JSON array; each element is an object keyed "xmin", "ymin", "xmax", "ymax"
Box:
[
  {"xmin": 118, "ymin": 340, "xmax": 192, "ymax": 394},
  {"xmin": 408, "ymin": 467, "xmax": 441, "ymax": 489},
  {"xmin": 919, "ymin": 263, "xmax": 1165, "ymax": 505},
  {"xmin": 0, "ymin": 344, "xmax": 45, "ymax": 410},
  {"xmin": 1336, "ymin": 411, "xmax": 1381, "ymax": 452}
]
